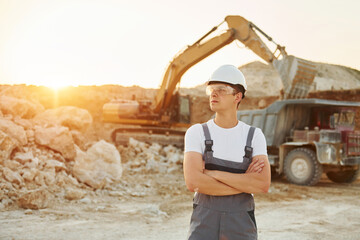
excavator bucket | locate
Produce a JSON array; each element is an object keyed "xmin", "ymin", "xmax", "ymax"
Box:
[{"xmin": 273, "ymin": 55, "xmax": 317, "ymax": 99}]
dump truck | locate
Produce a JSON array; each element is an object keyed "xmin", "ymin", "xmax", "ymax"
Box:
[
  {"xmin": 102, "ymin": 15, "xmax": 317, "ymax": 145},
  {"xmin": 237, "ymin": 99, "xmax": 360, "ymax": 185}
]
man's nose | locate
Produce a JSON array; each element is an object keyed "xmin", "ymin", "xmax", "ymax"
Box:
[{"xmin": 211, "ymin": 90, "xmax": 218, "ymax": 97}]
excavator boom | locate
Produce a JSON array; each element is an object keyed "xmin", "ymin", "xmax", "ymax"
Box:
[
  {"xmin": 154, "ymin": 15, "xmax": 317, "ymax": 113},
  {"xmin": 154, "ymin": 29, "xmax": 235, "ymax": 113}
]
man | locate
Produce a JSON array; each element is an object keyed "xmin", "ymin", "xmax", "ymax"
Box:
[{"xmin": 183, "ymin": 65, "xmax": 271, "ymax": 240}]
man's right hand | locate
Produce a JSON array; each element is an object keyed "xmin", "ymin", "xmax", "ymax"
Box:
[{"xmin": 246, "ymin": 158, "xmax": 265, "ymax": 174}]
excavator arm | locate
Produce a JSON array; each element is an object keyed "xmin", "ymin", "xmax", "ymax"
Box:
[
  {"xmin": 154, "ymin": 15, "xmax": 276, "ymax": 113},
  {"xmin": 154, "ymin": 15, "xmax": 317, "ymax": 113},
  {"xmin": 154, "ymin": 29, "xmax": 234, "ymax": 113}
]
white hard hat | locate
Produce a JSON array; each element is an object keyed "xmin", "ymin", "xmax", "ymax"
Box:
[{"xmin": 207, "ymin": 64, "xmax": 247, "ymax": 90}]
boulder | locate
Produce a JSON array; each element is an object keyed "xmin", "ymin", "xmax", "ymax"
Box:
[
  {"xmin": 44, "ymin": 159, "xmax": 67, "ymax": 172},
  {"xmin": 26, "ymin": 129, "xmax": 35, "ymax": 142},
  {"xmin": 34, "ymin": 126, "xmax": 76, "ymax": 160},
  {"xmin": 3, "ymin": 159, "xmax": 22, "ymax": 171},
  {"xmin": 21, "ymin": 168, "xmax": 38, "ymax": 182},
  {"xmin": 70, "ymin": 130, "xmax": 87, "ymax": 150},
  {"xmin": 42, "ymin": 170, "xmax": 56, "ymax": 186},
  {"xmin": 13, "ymin": 117, "xmax": 34, "ymax": 130},
  {"xmin": 17, "ymin": 188, "xmax": 53, "ymax": 209},
  {"xmin": 65, "ymin": 188, "xmax": 85, "ymax": 200},
  {"xmin": 0, "ymin": 95, "xmax": 44, "ymax": 119},
  {"xmin": 72, "ymin": 140, "xmax": 122, "ymax": 189},
  {"xmin": 0, "ymin": 130, "xmax": 17, "ymax": 161},
  {"xmin": 33, "ymin": 106, "xmax": 92, "ymax": 132},
  {"xmin": 2, "ymin": 167, "xmax": 23, "ymax": 185},
  {"xmin": 24, "ymin": 157, "xmax": 39, "ymax": 169},
  {"xmin": 0, "ymin": 119, "xmax": 27, "ymax": 146},
  {"xmin": 13, "ymin": 152, "xmax": 34, "ymax": 165}
]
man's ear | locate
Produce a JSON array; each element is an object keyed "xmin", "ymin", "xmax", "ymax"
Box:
[{"xmin": 234, "ymin": 92, "xmax": 242, "ymax": 104}]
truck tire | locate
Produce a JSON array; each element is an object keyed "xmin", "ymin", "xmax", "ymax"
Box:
[
  {"xmin": 284, "ymin": 148, "xmax": 323, "ymax": 186},
  {"xmin": 326, "ymin": 165, "xmax": 360, "ymax": 183}
]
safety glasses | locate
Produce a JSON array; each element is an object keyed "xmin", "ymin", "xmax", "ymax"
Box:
[{"xmin": 205, "ymin": 84, "xmax": 235, "ymax": 96}]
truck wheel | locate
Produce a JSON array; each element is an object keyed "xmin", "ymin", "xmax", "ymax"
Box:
[
  {"xmin": 284, "ymin": 148, "xmax": 323, "ymax": 186},
  {"xmin": 326, "ymin": 165, "xmax": 360, "ymax": 183}
]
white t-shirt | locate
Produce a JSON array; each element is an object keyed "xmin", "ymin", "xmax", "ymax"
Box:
[{"xmin": 185, "ymin": 119, "xmax": 267, "ymax": 163}]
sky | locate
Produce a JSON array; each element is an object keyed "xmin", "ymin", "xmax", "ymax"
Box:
[{"xmin": 0, "ymin": 0, "xmax": 359, "ymax": 89}]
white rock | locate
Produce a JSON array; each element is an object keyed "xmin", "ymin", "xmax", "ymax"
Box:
[
  {"xmin": 26, "ymin": 130, "xmax": 35, "ymax": 141},
  {"xmin": 72, "ymin": 140, "xmax": 122, "ymax": 189},
  {"xmin": 43, "ymin": 171, "xmax": 56, "ymax": 186},
  {"xmin": 129, "ymin": 137, "xmax": 147, "ymax": 150},
  {"xmin": 2, "ymin": 167, "xmax": 23, "ymax": 185},
  {"xmin": 17, "ymin": 188, "xmax": 53, "ymax": 209},
  {"xmin": 33, "ymin": 106, "xmax": 92, "ymax": 132},
  {"xmin": 3, "ymin": 160, "xmax": 21, "ymax": 171},
  {"xmin": 145, "ymin": 159, "xmax": 158, "ymax": 171},
  {"xmin": 167, "ymin": 166, "xmax": 179, "ymax": 174},
  {"xmin": 164, "ymin": 145, "xmax": 183, "ymax": 164},
  {"xmin": 0, "ymin": 119, "xmax": 27, "ymax": 146},
  {"xmin": 44, "ymin": 159, "xmax": 67, "ymax": 172},
  {"xmin": 24, "ymin": 157, "xmax": 39, "ymax": 169},
  {"xmin": 0, "ymin": 95, "xmax": 44, "ymax": 119},
  {"xmin": 148, "ymin": 143, "xmax": 162, "ymax": 153},
  {"xmin": 144, "ymin": 205, "xmax": 168, "ymax": 217},
  {"xmin": 24, "ymin": 209, "xmax": 33, "ymax": 215},
  {"xmin": 22, "ymin": 168, "xmax": 38, "ymax": 182},
  {"xmin": 0, "ymin": 130, "xmax": 17, "ymax": 162},
  {"xmin": 65, "ymin": 188, "xmax": 85, "ymax": 200},
  {"xmin": 13, "ymin": 117, "xmax": 34, "ymax": 130},
  {"xmin": 1, "ymin": 198, "xmax": 13, "ymax": 207},
  {"xmin": 34, "ymin": 126, "xmax": 76, "ymax": 160},
  {"xmin": 13, "ymin": 152, "xmax": 34, "ymax": 165},
  {"xmin": 79, "ymin": 197, "xmax": 92, "ymax": 204},
  {"xmin": 34, "ymin": 171, "xmax": 46, "ymax": 186}
]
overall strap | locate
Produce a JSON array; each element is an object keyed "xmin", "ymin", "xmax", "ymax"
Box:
[
  {"xmin": 201, "ymin": 123, "xmax": 213, "ymax": 161},
  {"xmin": 244, "ymin": 126, "xmax": 256, "ymax": 162}
]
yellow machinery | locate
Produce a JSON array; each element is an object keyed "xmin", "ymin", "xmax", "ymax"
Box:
[{"xmin": 103, "ymin": 15, "xmax": 317, "ymax": 145}]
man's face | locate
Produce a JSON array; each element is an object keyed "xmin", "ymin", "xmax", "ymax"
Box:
[{"xmin": 206, "ymin": 83, "xmax": 239, "ymax": 111}]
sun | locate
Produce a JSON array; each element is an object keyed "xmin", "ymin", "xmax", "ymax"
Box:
[
  {"xmin": 32, "ymin": 77, "xmax": 76, "ymax": 90},
  {"xmin": 45, "ymin": 81, "xmax": 71, "ymax": 91}
]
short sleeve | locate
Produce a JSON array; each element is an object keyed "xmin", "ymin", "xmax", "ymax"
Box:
[
  {"xmin": 251, "ymin": 128, "xmax": 268, "ymax": 157},
  {"xmin": 184, "ymin": 124, "xmax": 204, "ymax": 154}
]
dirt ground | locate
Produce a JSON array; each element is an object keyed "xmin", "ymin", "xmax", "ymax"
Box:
[{"xmin": 1, "ymin": 171, "xmax": 359, "ymax": 240}]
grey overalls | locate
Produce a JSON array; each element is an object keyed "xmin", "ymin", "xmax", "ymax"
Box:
[{"xmin": 188, "ymin": 123, "xmax": 257, "ymax": 240}]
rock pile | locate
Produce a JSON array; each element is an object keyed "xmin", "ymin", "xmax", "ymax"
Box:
[
  {"xmin": 0, "ymin": 93, "xmax": 185, "ymax": 210},
  {"xmin": 0, "ymin": 95, "xmax": 122, "ymax": 210},
  {"xmin": 118, "ymin": 138, "xmax": 184, "ymax": 174}
]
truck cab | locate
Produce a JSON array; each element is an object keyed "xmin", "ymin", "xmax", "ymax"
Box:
[{"xmin": 237, "ymin": 99, "xmax": 360, "ymax": 185}]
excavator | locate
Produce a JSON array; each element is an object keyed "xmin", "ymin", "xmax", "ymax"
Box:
[{"xmin": 102, "ymin": 15, "xmax": 317, "ymax": 146}]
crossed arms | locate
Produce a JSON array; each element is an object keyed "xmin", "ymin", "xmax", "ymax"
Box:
[{"xmin": 183, "ymin": 152, "xmax": 271, "ymax": 195}]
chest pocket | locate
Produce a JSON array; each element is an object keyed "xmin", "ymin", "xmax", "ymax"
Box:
[{"xmin": 202, "ymin": 123, "xmax": 256, "ymax": 173}]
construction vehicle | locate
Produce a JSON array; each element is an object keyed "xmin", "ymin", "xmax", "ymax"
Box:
[
  {"xmin": 102, "ymin": 15, "xmax": 317, "ymax": 146},
  {"xmin": 238, "ymin": 99, "xmax": 360, "ymax": 185}
]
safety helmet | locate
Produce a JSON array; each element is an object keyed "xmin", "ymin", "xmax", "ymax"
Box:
[{"xmin": 207, "ymin": 64, "xmax": 247, "ymax": 90}]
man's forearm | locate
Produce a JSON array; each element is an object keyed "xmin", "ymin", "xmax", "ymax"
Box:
[
  {"xmin": 186, "ymin": 170, "xmax": 242, "ymax": 196},
  {"xmin": 204, "ymin": 156, "xmax": 271, "ymax": 194},
  {"xmin": 210, "ymin": 171, "xmax": 270, "ymax": 193},
  {"xmin": 184, "ymin": 152, "xmax": 242, "ymax": 196}
]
